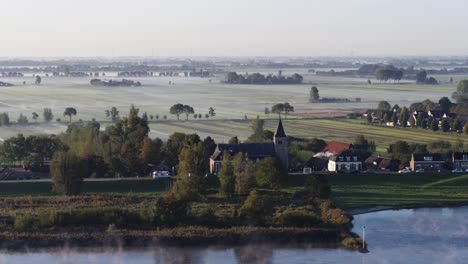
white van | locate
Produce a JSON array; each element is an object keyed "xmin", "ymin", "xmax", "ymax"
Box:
[{"xmin": 152, "ymin": 170, "xmax": 171, "ymax": 179}]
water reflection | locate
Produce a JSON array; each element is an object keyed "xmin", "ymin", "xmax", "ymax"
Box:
[{"xmin": 0, "ymin": 207, "xmax": 468, "ymax": 264}]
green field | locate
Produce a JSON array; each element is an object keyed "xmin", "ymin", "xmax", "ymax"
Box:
[
  {"xmin": 0, "ymin": 72, "xmax": 462, "ymax": 142},
  {"xmin": 2, "ymin": 173, "xmax": 468, "ymax": 212},
  {"xmin": 286, "ymin": 173, "xmax": 468, "ymax": 210}
]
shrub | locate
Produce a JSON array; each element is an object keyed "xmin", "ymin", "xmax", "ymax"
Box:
[
  {"xmin": 14, "ymin": 215, "xmax": 37, "ymax": 230},
  {"xmin": 239, "ymin": 191, "xmax": 274, "ymax": 225},
  {"xmin": 305, "ymin": 175, "xmax": 331, "ymax": 198},
  {"xmin": 319, "ymin": 201, "xmax": 351, "ymax": 226},
  {"xmin": 273, "ymin": 206, "xmax": 320, "ymax": 227},
  {"xmin": 341, "ymin": 235, "xmax": 365, "ymax": 250},
  {"xmin": 142, "ymin": 194, "xmax": 189, "ymax": 226}
]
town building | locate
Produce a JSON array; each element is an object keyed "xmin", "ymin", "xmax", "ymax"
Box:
[
  {"xmin": 364, "ymin": 156, "xmax": 400, "ymax": 171},
  {"xmin": 410, "ymin": 153, "xmax": 444, "ymax": 172},
  {"xmin": 452, "ymin": 152, "xmax": 468, "ymax": 171},
  {"xmin": 328, "ymin": 150, "xmax": 362, "ymax": 172},
  {"xmin": 209, "ymin": 119, "xmax": 288, "ymax": 173}
]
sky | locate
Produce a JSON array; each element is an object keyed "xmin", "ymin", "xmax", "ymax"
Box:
[{"xmin": 1, "ymin": 0, "xmax": 468, "ymax": 57}]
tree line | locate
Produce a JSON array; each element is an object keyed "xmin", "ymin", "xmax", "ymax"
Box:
[{"xmin": 225, "ymin": 72, "xmax": 303, "ymax": 85}]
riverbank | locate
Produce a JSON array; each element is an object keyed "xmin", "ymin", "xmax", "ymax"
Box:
[
  {"xmin": 0, "ymin": 226, "xmax": 354, "ymax": 250},
  {"xmin": 0, "ymin": 191, "xmax": 364, "ymax": 251},
  {"xmin": 348, "ymin": 201, "xmax": 468, "ymax": 215}
]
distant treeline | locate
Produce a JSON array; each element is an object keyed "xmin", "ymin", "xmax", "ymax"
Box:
[
  {"xmin": 90, "ymin": 79, "xmax": 142, "ymax": 87},
  {"xmin": 224, "ymin": 72, "xmax": 303, "ymax": 85},
  {"xmin": 1, "ymin": 72, "xmax": 24, "ymax": 77},
  {"xmin": 0, "ymin": 81, "xmax": 13, "ymax": 87}
]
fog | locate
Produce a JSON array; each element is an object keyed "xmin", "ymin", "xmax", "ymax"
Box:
[{"xmin": 2, "ymin": 0, "xmax": 468, "ymax": 57}]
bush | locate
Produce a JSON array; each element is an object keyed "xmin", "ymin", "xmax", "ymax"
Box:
[
  {"xmin": 14, "ymin": 215, "xmax": 38, "ymax": 230},
  {"xmin": 142, "ymin": 194, "xmax": 189, "ymax": 226},
  {"xmin": 341, "ymin": 235, "xmax": 365, "ymax": 249},
  {"xmin": 239, "ymin": 191, "xmax": 274, "ymax": 225},
  {"xmin": 319, "ymin": 201, "xmax": 351, "ymax": 226},
  {"xmin": 305, "ymin": 175, "xmax": 331, "ymax": 198},
  {"xmin": 37, "ymin": 207, "xmax": 140, "ymax": 228},
  {"xmin": 273, "ymin": 206, "xmax": 320, "ymax": 227}
]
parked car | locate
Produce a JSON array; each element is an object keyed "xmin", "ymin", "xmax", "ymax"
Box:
[
  {"xmin": 152, "ymin": 170, "xmax": 171, "ymax": 179},
  {"xmin": 398, "ymin": 168, "xmax": 411, "ymax": 174},
  {"xmin": 363, "ymin": 169, "xmax": 375, "ymax": 173},
  {"xmin": 415, "ymin": 169, "xmax": 424, "ymax": 173},
  {"xmin": 452, "ymin": 169, "xmax": 463, "ymax": 173}
]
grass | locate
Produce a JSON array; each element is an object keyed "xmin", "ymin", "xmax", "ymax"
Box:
[
  {"xmin": 284, "ymin": 173, "xmax": 468, "ymax": 210},
  {"xmin": 0, "ymin": 178, "xmax": 171, "ymax": 197},
  {"xmin": 0, "ymin": 73, "xmax": 459, "ymax": 142}
]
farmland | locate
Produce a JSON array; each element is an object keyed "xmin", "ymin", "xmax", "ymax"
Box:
[{"xmin": 0, "ymin": 71, "xmax": 464, "ymax": 145}]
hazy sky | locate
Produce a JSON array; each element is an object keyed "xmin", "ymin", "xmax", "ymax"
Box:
[{"xmin": 2, "ymin": 0, "xmax": 468, "ymax": 57}]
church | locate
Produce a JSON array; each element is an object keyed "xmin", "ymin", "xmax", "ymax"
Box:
[{"xmin": 209, "ymin": 119, "xmax": 288, "ymax": 173}]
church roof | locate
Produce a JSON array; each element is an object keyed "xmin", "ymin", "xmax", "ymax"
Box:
[
  {"xmin": 274, "ymin": 119, "xmax": 286, "ymax": 138},
  {"xmin": 210, "ymin": 142, "xmax": 276, "ymax": 161}
]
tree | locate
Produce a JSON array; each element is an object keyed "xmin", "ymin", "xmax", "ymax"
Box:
[
  {"xmin": 232, "ymin": 152, "xmax": 255, "ymax": 195},
  {"xmin": 50, "ymin": 151, "xmax": 89, "ymax": 195},
  {"xmin": 309, "ymin": 86, "xmax": 320, "ymax": 102},
  {"xmin": 139, "ymin": 137, "xmax": 161, "ymax": 165},
  {"xmin": 228, "ymin": 136, "xmax": 239, "ymax": 144},
  {"xmin": 430, "ymin": 118, "xmax": 439, "ymax": 132},
  {"xmin": 438, "ymin": 97, "xmax": 452, "ymax": 113},
  {"xmin": 304, "ymin": 175, "xmax": 331, "ymax": 198},
  {"xmin": 43, "ymin": 108, "xmax": 53, "ymax": 122},
  {"xmin": 35, "ymin": 75, "xmax": 42, "ymax": 85},
  {"xmin": 416, "ymin": 70, "xmax": 427, "ymax": 83},
  {"xmin": 391, "ymin": 112, "xmax": 398, "ymax": 126},
  {"xmin": 105, "ymin": 107, "xmax": 120, "ymax": 122},
  {"xmin": 63, "ymin": 107, "xmax": 77, "ymax": 123},
  {"xmin": 208, "ymin": 107, "xmax": 216, "ymax": 117},
  {"xmin": 377, "ymin": 101, "xmax": 391, "ymax": 111},
  {"xmin": 218, "ymin": 151, "xmax": 235, "ymax": 197},
  {"xmin": 239, "ymin": 190, "xmax": 274, "ymax": 225},
  {"xmin": 271, "ymin": 103, "xmax": 284, "ymax": 118},
  {"xmin": 416, "ymin": 114, "xmax": 423, "ymax": 127},
  {"xmin": 366, "ymin": 113, "xmax": 373, "ymax": 123},
  {"xmin": 409, "ymin": 116, "xmax": 416, "ymax": 128},
  {"xmin": 171, "ymin": 142, "xmax": 208, "ymax": 200},
  {"xmin": 441, "ymin": 119, "xmax": 450, "ymax": 132},
  {"xmin": 169, "ymin": 103, "xmax": 184, "ymax": 120},
  {"xmin": 17, "ymin": 113, "xmax": 28, "ymax": 124},
  {"xmin": 453, "ymin": 80, "xmax": 468, "ymax": 106},
  {"xmin": 0, "ymin": 113, "xmax": 10, "ymax": 126},
  {"xmin": 452, "ymin": 119, "xmax": 462, "ymax": 132},
  {"xmin": 183, "ymin": 105, "xmax": 194, "ymax": 120},
  {"xmin": 264, "ymin": 107, "xmax": 270, "ymax": 115},
  {"xmin": 250, "ymin": 116, "xmax": 264, "ymax": 134},
  {"xmin": 398, "ymin": 107, "xmax": 409, "ymax": 128},
  {"xmin": 306, "ymin": 138, "xmax": 327, "ymax": 152},
  {"xmin": 283, "ymin": 102, "xmax": 294, "ymax": 119},
  {"xmin": 254, "ymin": 157, "xmax": 285, "ymax": 189},
  {"xmin": 32, "ymin": 112, "xmax": 39, "ymax": 122},
  {"xmin": 464, "ymin": 122, "xmax": 468, "ymax": 135}
]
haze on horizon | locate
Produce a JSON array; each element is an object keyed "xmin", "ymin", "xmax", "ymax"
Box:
[{"xmin": 2, "ymin": 0, "xmax": 468, "ymax": 58}]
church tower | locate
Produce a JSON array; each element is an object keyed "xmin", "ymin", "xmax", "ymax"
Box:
[{"xmin": 274, "ymin": 119, "xmax": 288, "ymax": 169}]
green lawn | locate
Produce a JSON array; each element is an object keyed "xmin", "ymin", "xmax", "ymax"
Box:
[
  {"xmin": 0, "ymin": 178, "xmax": 171, "ymax": 197},
  {"xmin": 284, "ymin": 173, "xmax": 468, "ymax": 210}
]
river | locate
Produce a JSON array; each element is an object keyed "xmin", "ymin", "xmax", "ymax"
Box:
[{"xmin": 1, "ymin": 206, "xmax": 467, "ymax": 264}]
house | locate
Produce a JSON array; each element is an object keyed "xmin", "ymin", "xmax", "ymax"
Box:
[
  {"xmin": 209, "ymin": 119, "xmax": 288, "ymax": 173},
  {"xmin": 410, "ymin": 153, "xmax": 444, "ymax": 172},
  {"xmin": 452, "ymin": 152, "xmax": 468, "ymax": 171},
  {"xmin": 364, "ymin": 156, "xmax": 400, "ymax": 171},
  {"xmin": 303, "ymin": 157, "xmax": 329, "ymax": 174},
  {"xmin": 313, "ymin": 141, "xmax": 353, "ymax": 159},
  {"xmin": 328, "ymin": 150, "xmax": 362, "ymax": 172}
]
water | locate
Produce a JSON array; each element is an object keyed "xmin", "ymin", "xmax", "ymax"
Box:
[{"xmin": 1, "ymin": 207, "xmax": 468, "ymax": 264}]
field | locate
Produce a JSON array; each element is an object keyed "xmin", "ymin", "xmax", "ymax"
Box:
[
  {"xmin": 2, "ymin": 173, "xmax": 468, "ymax": 212},
  {"xmin": 0, "ymin": 71, "xmax": 464, "ymax": 143}
]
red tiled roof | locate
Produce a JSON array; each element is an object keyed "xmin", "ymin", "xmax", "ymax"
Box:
[{"xmin": 321, "ymin": 141, "xmax": 352, "ymax": 154}]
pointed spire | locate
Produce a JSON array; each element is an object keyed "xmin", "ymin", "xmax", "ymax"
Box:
[{"xmin": 275, "ymin": 118, "xmax": 286, "ymax": 138}]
